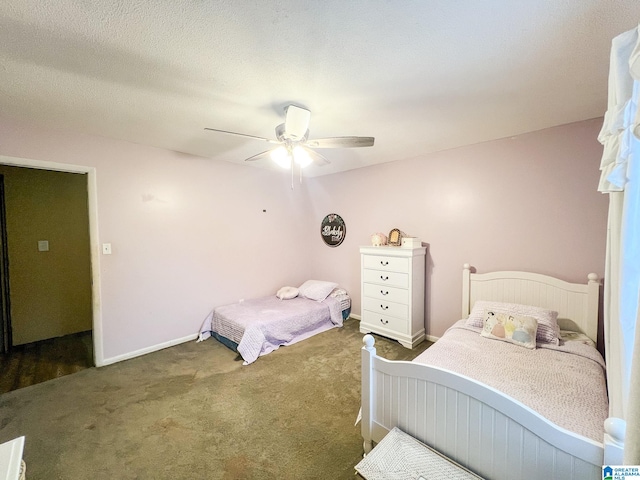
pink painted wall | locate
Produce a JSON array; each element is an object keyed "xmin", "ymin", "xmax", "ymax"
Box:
[
  {"xmin": 0, "ymin": 118, "xmax": 317, "ymax": 361},
  {"xmin": 305, "ymin": 118, "xmax": 608, "ymax": 338},
  {"xmin": 0, "ymin": 116, "xmax": 608, "ymax": 361}
]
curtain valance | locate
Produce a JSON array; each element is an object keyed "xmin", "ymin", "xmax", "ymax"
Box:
[{"xmin": 599, "ymin": 27, "xmax": 639, "ymax": 193}]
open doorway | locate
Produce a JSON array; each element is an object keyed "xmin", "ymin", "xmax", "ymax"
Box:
[{"xmin": 0, "ymin": 165, "xmax": 94, "ymax": 393}]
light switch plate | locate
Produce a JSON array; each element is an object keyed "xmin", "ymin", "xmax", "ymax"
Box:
[
  {"xmin": 102, "ymin": 243, "xmax": 112, "ymax": 255},
  {"xmin": 38, "ymin": 240, "xmax": 49, "ymax": 252}
]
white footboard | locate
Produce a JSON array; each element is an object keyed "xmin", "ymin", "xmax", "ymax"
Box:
[{"xmin": 361, "ymin": 335, "xmax": 606, "ymax": 480}]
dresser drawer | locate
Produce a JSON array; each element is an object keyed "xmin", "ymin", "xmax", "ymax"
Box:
[
  {"xmin": 363, "ymin": 283, "xmax": 409, "ymax": 304},
  {"xmin": 363, "ymin": 255, "xmax": 409, "ymax": 272},
  {"xmin": 362, "ymin": 310, "xmax": 408, "ymax": 334},
  {"xmin": 362, "ymin": 296, "xmax": 408, "ymax": 319},
  {"xmin": 363, "ymin": 269, "xmax": 408, "ymax": 288}
]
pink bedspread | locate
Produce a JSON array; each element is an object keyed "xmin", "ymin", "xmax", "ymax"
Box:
[
  {"xmin": 198, "ymin": 295, "xmax": 343, "ymax": 364},
  {"xmin": 412, "ymin": 321, "xmax": 608, "ymax": 443}
]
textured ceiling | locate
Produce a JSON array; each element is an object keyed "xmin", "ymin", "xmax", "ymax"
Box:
[{"xmin": 1, "ymin": 1, "xmax": 639, "ymax": 177}]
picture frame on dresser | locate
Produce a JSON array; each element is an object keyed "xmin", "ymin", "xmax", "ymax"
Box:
[
  {"xmin": 359, "ymin": 245, "xmax": 427, "ymax": 348},
  {"xmin": 388, "ymin": 228, "xmax": 402, "ymax": 246}
]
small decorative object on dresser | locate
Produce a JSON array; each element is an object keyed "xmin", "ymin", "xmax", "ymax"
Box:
[
  {"xmin": 388, "ymin": 228, "xmax": 402, "ymax": 246},
  {"xmin": 359, "ymin": 245, "xmax": 427, "ymax": 348},
  {"xmin": 401, "ymin": 237, "xmax": 421, "ymax": 248},
  {"xmin": 370, "ymin": 232, "xmax": 388, "ymax": 246}
]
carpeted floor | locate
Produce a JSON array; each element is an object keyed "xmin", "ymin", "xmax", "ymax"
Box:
[{"xmin": 0, "ymin": 318, "xmax": 431, "ymax": 479}]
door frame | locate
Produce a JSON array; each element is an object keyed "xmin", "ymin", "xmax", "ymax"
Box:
[
  {"xmin": 0, "ymin": 175, "xmax": 10, "ymax": 354},
  {"xmin": 0, "ymin": 155, "xmax": 104, "ymax": 366}
]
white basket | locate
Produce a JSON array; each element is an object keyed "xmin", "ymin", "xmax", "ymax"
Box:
[{"xmin": 355, "ymin": 427, "xmax": 483, "ymax": 480}]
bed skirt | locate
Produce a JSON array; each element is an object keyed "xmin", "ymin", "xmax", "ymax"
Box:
[{"xmin": 211, "ymin": 307, "xmax": 352, "ymax": 353}]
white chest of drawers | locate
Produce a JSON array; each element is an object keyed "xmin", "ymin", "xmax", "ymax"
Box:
[{"xmin": 359, "ymin": 245, "xmax": 426, "ymax": 348}]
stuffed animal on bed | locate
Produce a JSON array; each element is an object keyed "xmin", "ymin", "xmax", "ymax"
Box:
[{"xmin": 276, "ymin": 286, "xmax": 299, "ymax": 300}]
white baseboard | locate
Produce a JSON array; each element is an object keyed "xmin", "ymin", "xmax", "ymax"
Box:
[
  {"xmin": 349, "ymin": 313, "xmax": 361, "ymax": 320},
  {"xmin": 100, "ymin": 333, "xmax": 199, "ymax": 367}
]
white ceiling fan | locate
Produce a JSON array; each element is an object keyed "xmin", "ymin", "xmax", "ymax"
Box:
[{"xmin": 204, "ymin": 105, "xmax": 374, "ymax": 186}]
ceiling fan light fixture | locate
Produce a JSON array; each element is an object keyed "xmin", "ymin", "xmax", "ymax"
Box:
[
  {"xmin": 284, "ymin": 105, "xmax": 311, "ymax": 140},
  {"xmin": 270, "ymin": 146, "xmax": 291, "ymax": 169},
  {"xmin": 293, "ymin": 146, "xmax": 312, "ymax": 168},
  {"xmin": 204, "ymin": 103, "xmax": 375, "ymax": 175}
]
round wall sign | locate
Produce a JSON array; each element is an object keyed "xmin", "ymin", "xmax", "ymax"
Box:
[{"xmin": 321, "ymin": 214, "xmax": 346, "ymax": 247}]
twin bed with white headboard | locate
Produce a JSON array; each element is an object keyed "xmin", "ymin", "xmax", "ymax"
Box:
[{"xmin": 360, "ymin": 264, "xmax": 623, "ymax": 480}]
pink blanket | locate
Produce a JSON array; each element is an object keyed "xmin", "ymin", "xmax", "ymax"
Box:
[
  {"xmin": 412, "ymin": 321, "xmax": 608, "ymax": 443},
  {"xmin": 198, "ymin": 295, "xmax": 343, "ymax": 364}
]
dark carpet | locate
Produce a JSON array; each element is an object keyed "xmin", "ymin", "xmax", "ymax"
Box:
[{"xmin": 0, "ymin": 319, "xmax": 431, "ymax": 479}]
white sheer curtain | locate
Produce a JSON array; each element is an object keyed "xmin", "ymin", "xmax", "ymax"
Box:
[
  {"xmin": 598, "ymin": 25, "xmax": 640, "ymax": 464},
  {"xmin": 628, "ymin": 290, "xmax": 640, "ymax": 462}
]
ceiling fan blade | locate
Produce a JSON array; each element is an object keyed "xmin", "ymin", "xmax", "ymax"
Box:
[
  {"xmin": 306, "ymin": 149, "xmax": 331, "ymax": 166},
  {"xmin": 284, "ymin": 105, "xmax": 311, "ymax": 140},
  {"xmin": 204, "ymin": 128, "xmax": 279, "ymax": 144},
  {"xmin": 244, "ymin": 150, "xmax": 274, "ymax": 162},
  {"xmin": 305, "ymin": 136, "xmax": 375, "ymax": 148}
]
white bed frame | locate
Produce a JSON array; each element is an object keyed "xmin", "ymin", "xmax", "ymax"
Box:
[{"xmin": 361, "ymin": 264, "xmax": 625, "ymax": 480}]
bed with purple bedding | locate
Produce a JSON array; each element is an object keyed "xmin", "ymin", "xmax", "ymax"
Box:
[
  {"xmin": 198, "ymin": 285, "xmax": 350, "ymax": 364},
  {"xmin": 360, "ymin": 265, "xmax": 617, "ymax": 480},
  {"xmin": 412, "ymin": 320, "xmax": 608, "ymax": 443}
]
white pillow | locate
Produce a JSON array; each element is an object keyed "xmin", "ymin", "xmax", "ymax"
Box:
[
  {"xmin": 466, "ymin": 300, "xmax": 560, "ymax": 345},
  {"xmin": 276, "ymin": 286, "xmax": 299, "ymax": 300},
  {"xmin": 298, "ymin": 280, "xmax": 339, "ymax": 302}
]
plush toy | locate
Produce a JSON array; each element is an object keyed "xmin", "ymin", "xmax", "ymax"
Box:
[
  {"xmin": 370, "ymin": 232, "xmax": 388, "ymax": 246},
  {"xmin": 276, "ymin": 286, "xmax": 299, "ymax": 300}
]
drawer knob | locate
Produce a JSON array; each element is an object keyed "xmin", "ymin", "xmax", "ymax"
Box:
[
  {"xmin": 380, "ymin": 290, "xmax": 389, "ymax": 295},
  {"xmin": 380, "ymin": 318, "xmax": 389, "ymax": 325},
  {"xmin": 380, "ymin": 304, "xmax": 389, "ymax": 310},
  {"xmin": 380, "ymin": 275, "xmax": 389, "ymax": 281},
  {"xmin": 380, "ymin": 261, "xmax": 388, "ymax": 266}
]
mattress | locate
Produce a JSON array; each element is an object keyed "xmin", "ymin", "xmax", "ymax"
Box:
[
  {"xmin": 412, "ymin": 321, "xmax": 608, "ymax": 443},
  {"xmin": 333, "ymin": 291, "xmax": 351, "ymax": 312},
  {"xmin": 198, "ymin": 293, "xmax": 347, "ymax": 364}
]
